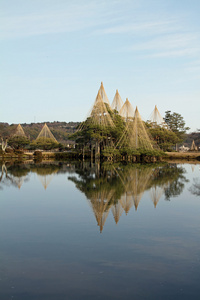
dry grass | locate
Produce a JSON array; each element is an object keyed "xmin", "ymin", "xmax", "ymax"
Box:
[{"xmin": 165, "ymin": 152, "xmax": 200, "ymax": 161}]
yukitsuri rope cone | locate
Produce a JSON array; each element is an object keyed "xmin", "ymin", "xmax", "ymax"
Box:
[
  {"xmin": 148, "ymin": 105, "xmax": 168, "ymax": 128},
  {"xmin": 36, "ymin": 123, "xmax": 57, "ymax": 142},
  {"xmin": 117, "ymin": 106, "xmax": 154, "ymax": 150},
  {"xmin": 88, "ymin": 90, "xmax": 114, "ymax": 127},
  {"xmin": 111, "ymin": 89, "xmax": 124, "ymax": 112},
  {"xmin": 190, "ymin": 140, "xmax": 198, "ymax": 151},
  {"xmin": 77, "ymin": 87, "xmax": 114, "ymax": 132},
  {"xmin": 98, "ymin": 81, "xmax": 110, "ymax": 106},
  {"xmin": 119, "ymin": 98, "xmax": 134, "ymax": 121},
  {"xmin": 13, "ymin": 124, "xmax": 26, "ymax": 137}
]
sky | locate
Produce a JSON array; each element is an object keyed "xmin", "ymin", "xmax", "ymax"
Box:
[{"xmin": 0, "ymin": 0, "xmax": 200, "ymax": 132}]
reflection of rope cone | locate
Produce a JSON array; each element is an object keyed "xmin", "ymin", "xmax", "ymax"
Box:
[
  {"xmin": 123, "ymin": 168, "xmax": 153, "ymax": 211},
  {"xmin": 37, "ymin": 173, "xmax": 56, "ymax": 190},
  {"xmin": 111, "ymin": 201, "xmax": 123, "ymax": 224},
  {"xmin": 120, "ymin": 193, "xmax": 134, "ymax": 215},
  {"xmin": 88, "ymin": 188, "xmax": 115, "ymax": 232},
  {"xmin": 150, "ymin": 186, "xmax": 164, "ymax": 208},
  {"xmin": 16, "ymin": 177, "xmax": 24, "ymax": 189}
]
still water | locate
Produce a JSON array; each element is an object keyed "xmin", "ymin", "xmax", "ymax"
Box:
[{"xmin": 0, "ymin": 161, "xmax": 200, "ymax": 300}]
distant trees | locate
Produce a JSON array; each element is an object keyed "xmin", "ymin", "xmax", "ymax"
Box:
[
  {"xmin": 148, "ymin": 125, "xmax": 179, "ymax": 151},
  {"xmin": 8, "ymin": 136, "xmax": 30, "ymax": 149},
  {"xmin": 29, "ymin": 137, "xmax": 60, "ymax": 150},
  {"xmin": 164, "ymin": 111, "xmax": 190, "ymax": 142},
  {"xmin": 70, "ymin": 108, "xmax": 126, "ymax": 158}
]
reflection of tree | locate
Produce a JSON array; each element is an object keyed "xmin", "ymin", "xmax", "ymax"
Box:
[
  {"xmin": 69, "ymin": 164, "xmax": 154, "ymax": 230},
  {"xmin": 189, "ymin": 178, "xmax": 200, "ymax": 196},
  {"xmin": 115, "ymin": 165, "xmax": 154, "ymax": 212},
  {"xmin": 31, "ymin": 164, "xmax": 61, "ymax": 175},
  {"xmin": 149, "ymin": 164, "xmax": 188, "ymax": 201},
  {"xmin": 69, "ymin": 163, "xmax": 124, "ymax": 232},
  {"xmin": 0, "ymin": 162, "xmax": 63, "ymax": 190},
  {"xmin": 31, "ymin": 164, "xmax": 60, "ymax": 190},
  {"xmin": 150, "ymin": 186, "xmax": 165, "ymax": 208},
  {"xmin": 69, "ymin": 163, "xmax": 189, "ymax": 231},
  {"xmin": 0, "ymin": 163, "xmax": 30, "ymax": 189}
]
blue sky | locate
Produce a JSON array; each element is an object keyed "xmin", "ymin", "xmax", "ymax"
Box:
[{"xmin": 0, "ymin": 0, "xmax": 200, "ymax": 132}]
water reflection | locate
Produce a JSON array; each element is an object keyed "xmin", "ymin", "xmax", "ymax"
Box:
[
  {"xmin": 189, "ymin": 177, "xmax": 200, "ymax": 196},
  {"xmin": 68, "ymin": 162, "xmax": 188, "ymax": 232},
  {"xmin": 0, "ymin": 160, "xmax": 199, "ymax": 299},
  {"xmin": 0, "ymin": 162, "xmax": 30, "ymax": 189},
  {"xmin": 0, "ymin": 161, "xmax": 59, "ymax": 190},
  {"xmin": 0, "ymin": 160, "xmax": 189, "ymax": 232}
]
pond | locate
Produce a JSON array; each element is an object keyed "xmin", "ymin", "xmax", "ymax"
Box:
[{"xmin": 0, "ymin": 161, "xmax": 200, "ymax": 300}]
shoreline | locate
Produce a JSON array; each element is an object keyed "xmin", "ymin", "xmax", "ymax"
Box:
[{"xmin": 0, "ymin": 151, "xmax": 200, "ymax": 162}]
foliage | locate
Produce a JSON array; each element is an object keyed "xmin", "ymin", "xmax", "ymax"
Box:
[
  {"xmin": 8, "ymin": 136, "xmax": 30, "ymax": 149},
  {"xmin": 164, "ymin": 111, "xmax": 190, "ymax": 141},
  {"xmin": 148, "ymin": 125, "xmax": 179, "ymax": 151},
  {"xmin": 102, "ymin": 147, "xmax": 120, "ymax": 159},
  {"xmin": 119, "ymin": 147, "xmax": 140, "ymax": 156},
  {"xmin": 30, "ymin": 137, "xmax": 60, "ymax": 150},
  {"xmin": 119, "ymin": 147, "xmax": 164, "ymax": 157},
  {"xmin": 138, "ymin": 148, "xmax": 165, "ymax": 157},
  {"xmin": 184, "ymin": 131, "xmax": 200, "ymax": 148},
  {"xmin": 70, "ymin": 110, "xmax": 126, "ymax": 152},
  {"xmin": 149, "ymin": 164, "xmax": 188, "ymax": 200},
  {"xmin": 0, "ymin": 121, "xmax": 79, "ymax": 144}
]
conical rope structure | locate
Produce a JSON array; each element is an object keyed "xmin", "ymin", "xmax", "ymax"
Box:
[
  {"xmin": 98, "ymin": 82, "xmax": 110, "ymax": 106},
  {"xmin": 119, "ymin": 98, "xmax": 134, "ymax": 121},
  {"xmin": 190, "ymin": 140, "xmax": 198, "ymax": 151},
  {"xmin": 88, "ymin": 90, "xmax": 115, "ymax": 128},
  {"xmin": 36, "ymin": 123, "xmax": 57, "ymax": 142},
  {"xmin": 76, "ymin": 89, "xmax": 115, "ymax": 133},
  {"xmin": 116, "ymin": 106, "xmax": 155, "ymax": 150},
  {"xmin": 148, "ymin": 105, "xmax": 168, "ymax": 128},
  {"xmin": 13, "ymin": 124, "xmax": 26, "ymax": 137},
  {"xmin": 111, "ymin": 89, "xmax": 124, "ymax": 112}
]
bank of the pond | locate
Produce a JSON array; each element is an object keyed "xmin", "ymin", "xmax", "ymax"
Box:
[
  {"xmin": 1, "ymin": 150, "xmax": 200, "ymax": 162},
  {"xmin": 165, "ymin": 152, "xmax": 200, "ymax": 161}
]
